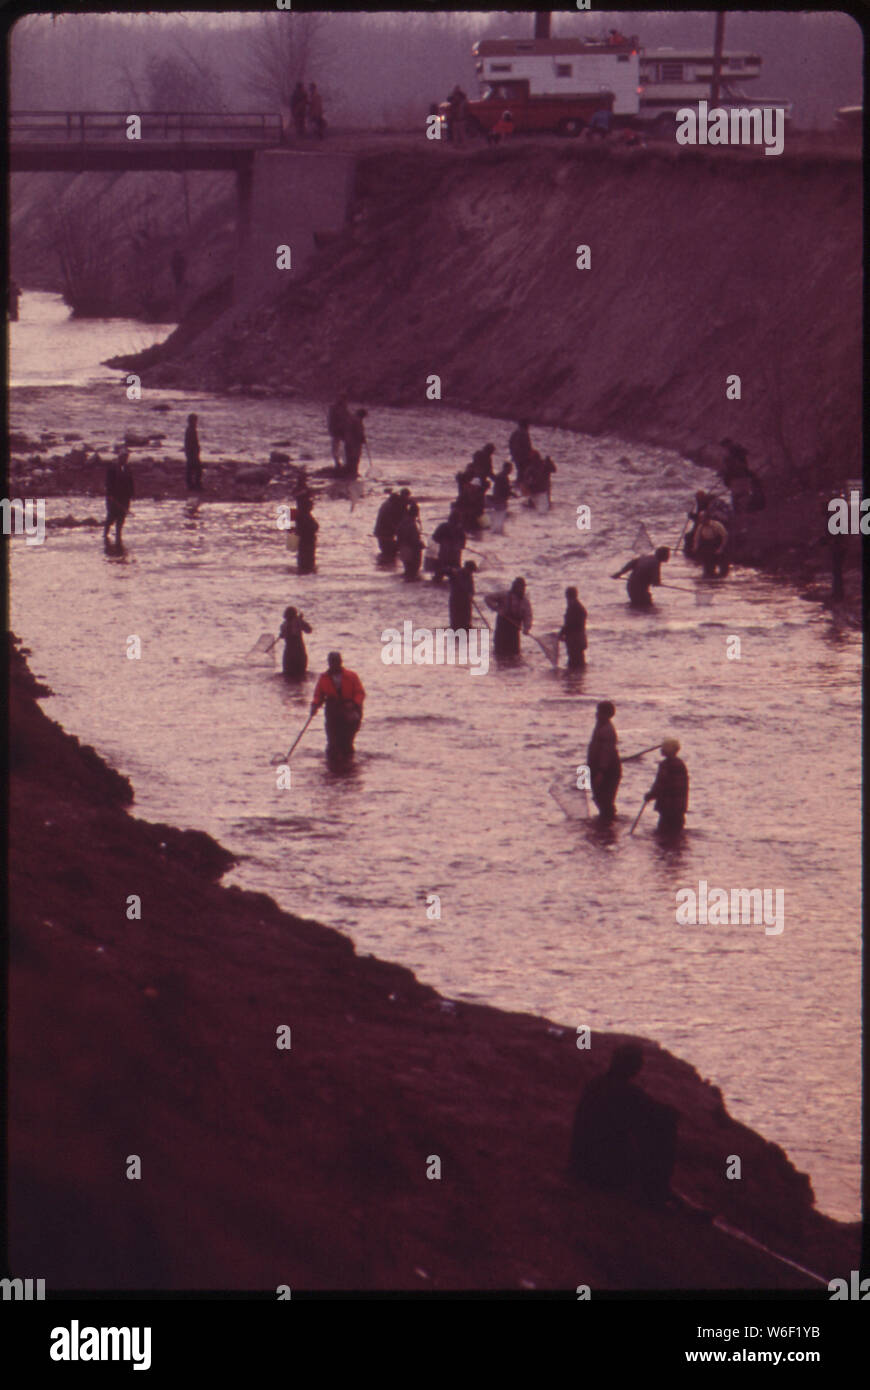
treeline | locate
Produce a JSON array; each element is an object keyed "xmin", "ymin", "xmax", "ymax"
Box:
[
  {"xmin": 11, "ymin": 168, "xmax": 237, "ymax": 319},
  {"xmin": 10, "ymin": 10, "xmax": 863, "ymax": 130}
]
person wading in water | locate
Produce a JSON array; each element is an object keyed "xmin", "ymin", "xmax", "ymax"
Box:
[
  {"xmin": 278, "ymin": 606, "xmax": 312, "ymax": 679},
  {"xmin": 103, "ymin": 450, "xmax": 135, "ymax": 550},
  {"xmin": 490, "ymin": 460, "xmax": 513, "ymax": 534},
  {"xmin": 612, "ymin": 547, "xmax": 670, "ymax": 609},
  {"xmin": 431, "ymin": 507, "xmax": 466, "ymax": 583},
  {"xmin": 397, "ymin": 501, "xmax": 425, "ymax": 580},
  {"xmin": 448, "ymin": 559, "xmax": 477, "ymax": 630},
  {"xmin": 586, "ymin": 700, "xmax": 621, "ymax": 823},
  {"xmin": 184, "ymin": 413, "xmax": 202, "ymax": 491},
  {"xmin": 327, "ymin": 393, "xmax": 350, "ymax": 473},
  {"xmin": 310, "ymin": 651, "xmax": 365, "ymax": 762},
  {"xmin": 644, "ymin": 738, "xmax": 689, "ymax": 834},
  {"xmin": 294, "ymin": 493, "xmax": 319, "ymax": 574},
  {"xmin": 558, "ymin": 586, "xmax": 588, "ymax": 668},
  {"xmin": 343, "ymin": 408, "xmax": 368, "ymax": 480},
  {"xmin": 508, "ymin": 419, "xmax": 533, "ymax": 487},
  {"xmin": 373, "ymin": 488, "xmax": 408, "ymax": 563},
  {"xmin": 487, "ymin": 576, "xmax": 533, "ymax": 658},
  {"xmin": 690, "ymin": 512, "xmax": 729, "ymax": 578}
]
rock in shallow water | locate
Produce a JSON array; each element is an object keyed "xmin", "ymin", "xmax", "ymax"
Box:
[{"xmin": 235, "ymin": 466, "xmax": 272, "ymax": 486}]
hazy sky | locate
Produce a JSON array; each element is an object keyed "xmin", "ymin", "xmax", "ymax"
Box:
[{"xmin": 11, "ymin": 10, "xmax": 863, "ymax": 126}]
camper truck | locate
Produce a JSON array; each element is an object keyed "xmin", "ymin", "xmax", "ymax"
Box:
[
  {"xmin": 637, "ymin": 48, "xmax": 793, "ymax": 132},
  {"xmin": 439, "ymin": 35, "xmax": 642, "ymax": 138},
  {"xmin": 438, "ymin": 36, "xmax": 791, "ymax": 141}
]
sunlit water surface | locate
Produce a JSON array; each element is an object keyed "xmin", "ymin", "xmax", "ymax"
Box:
[{"xmin": 9, "ymin": 290, "xmax": 175, "ymax": 387}]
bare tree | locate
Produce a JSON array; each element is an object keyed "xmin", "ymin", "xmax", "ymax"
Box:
[
  {"xmin": 241, "ymin": 12, "xmax": 332, "ymax": 109},
  {"xmin": 146, "ymin": 51, "xmax": 222, "ymax": 112},
  {"xmin": 54, "ymin": 201, "xmax": 117, "ymax": 317}
]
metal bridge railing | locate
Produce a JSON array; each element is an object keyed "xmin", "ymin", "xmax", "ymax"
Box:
[{"xmin": 10, "ymin": 111, "xmax": 283, "ymax": 143}]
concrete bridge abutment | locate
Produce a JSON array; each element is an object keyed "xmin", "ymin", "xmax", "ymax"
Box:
[{"xmin": 235, "ymin": 150, "xmax": 355, "ymax": 303}]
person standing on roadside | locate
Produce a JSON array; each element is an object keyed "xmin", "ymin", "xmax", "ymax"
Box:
[
  {"xmin": 308, "ymin": 83, "xmax": 326, "ymax": 139},
  {"xmin": 291, "ymin": 81, "xmax": 308, "ymax": 139}
]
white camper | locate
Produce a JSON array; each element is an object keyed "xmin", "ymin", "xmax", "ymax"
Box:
[{"xmin": 637, "ymin": 48, "xmax": 793, "ymax": 132}]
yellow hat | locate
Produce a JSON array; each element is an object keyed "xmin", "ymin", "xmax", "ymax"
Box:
[{"xmin": 661, "ymin": 737, "xmax": 680, "ymax": 755}]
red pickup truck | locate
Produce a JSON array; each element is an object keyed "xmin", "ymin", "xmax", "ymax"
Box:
[{"xmin": 439, "ymin": 80, "xmax": 614, "ymax": 139}]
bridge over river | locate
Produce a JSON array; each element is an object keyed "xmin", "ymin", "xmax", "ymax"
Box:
[{"xmin": 10, "ymin": 112, "xmax": 355, "ymax": 300}]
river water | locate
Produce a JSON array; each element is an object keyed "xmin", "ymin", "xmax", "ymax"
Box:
[
  {"xmin": 9, "ymin": 289, "xmax": 176, "ymax": 388},
  {"xmin": 8, "ymin": 293, "xmax": 862, "ymax": 1221}
]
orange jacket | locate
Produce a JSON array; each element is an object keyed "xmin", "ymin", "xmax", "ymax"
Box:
[{"xmin": 312, "ymin": 668, "xmax": 365, "ymax": 709}]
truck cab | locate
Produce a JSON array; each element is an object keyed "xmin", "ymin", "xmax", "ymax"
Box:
[{"xmin": 441, "ymin": 82, "xmax": 614, "ymax": 138}]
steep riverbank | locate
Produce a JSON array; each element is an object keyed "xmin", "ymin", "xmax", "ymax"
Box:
[
  {"xmin": 7, "ymin": 634, "xmax": 860, "ymax": 1289},
  {"xmin": 123, "ymin": 143, "xmax": 861, "ymax": 480}
]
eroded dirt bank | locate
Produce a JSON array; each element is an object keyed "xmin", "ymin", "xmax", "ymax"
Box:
[
  {"xmin": 129, "ymin": 142, "xmax": 861, "ymax": 489},
  {"xmin": 7, "ymin": 635, "xmax": 859, "ymax": 1290}
]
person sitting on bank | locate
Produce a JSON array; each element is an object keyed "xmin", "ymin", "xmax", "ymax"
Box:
[
  {"xmin": 488, "ymin": 110, "xmax": 514, "ymax": 145},
  {"xmin": 570, "ymin": 1043, "xmax": 679, "ymax": 1208},
  {"xmin": 587, "ymin": 108, "xmax": 612, "ymax": 139}
]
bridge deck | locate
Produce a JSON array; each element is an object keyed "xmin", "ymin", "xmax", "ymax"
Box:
[
  {"xmin": 10, "ymin": 111, "xmax": 282, "ymax": 171},
  {"xmin": 10, "ymin": 144, "xmax": 270, "ymax": 173}
]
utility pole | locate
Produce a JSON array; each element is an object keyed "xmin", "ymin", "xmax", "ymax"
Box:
[
  {"xmin": 534, "ymin": 12, "xmax": 551, "ymax": 41},
  {"xmin": 711, "ymin": 12, "xmax": 726, "ymax": 106}
]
